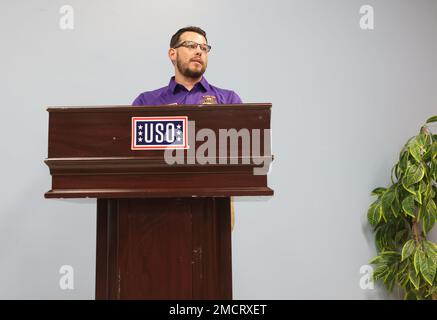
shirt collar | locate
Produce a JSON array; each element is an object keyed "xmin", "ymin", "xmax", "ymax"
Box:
[
  {"xmin": 168, "ymin": 76, "xmax": 210, "ymax": 93},
  {"xmin": 198, "ymin": 76, "xmax": 210, "ymax": 91}
]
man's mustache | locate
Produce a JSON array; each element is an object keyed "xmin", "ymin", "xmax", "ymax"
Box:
[{"xmin": 190, "ymin": 58, "xmax": 203, "ymax": 65}]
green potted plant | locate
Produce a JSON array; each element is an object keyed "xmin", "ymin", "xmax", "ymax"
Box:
[{"xmin": 367, "ymin": 116, "xmax": 437, "ymax": 300}]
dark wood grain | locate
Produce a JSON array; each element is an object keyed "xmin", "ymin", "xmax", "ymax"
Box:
[
  {"xmin": 192, "ymin": 198, "xmax": 232, "ymax": 299},
  {"xmin": 45, "ymin": 104, "xmax": 273, "ymax": 198},
  {"xmin": 45, "ymin": 187, "xmax": 273, "ymax": 199},
  {"xmin": 47, "ymin": 104, "xmax": 271, "ymax": 158},
  {"xmin": 95, "ymin": 198, "xmax": 232, "ymax": 300},
  {"xmin": 45, "ymin": 104, "xmax": 273, "ymax": 300}
]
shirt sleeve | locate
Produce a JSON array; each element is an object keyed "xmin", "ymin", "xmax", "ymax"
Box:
[
  {"xmin": 229, "ymin": 91, "xmax": 243, "ymax": 104},
  {"xmin": 132, "ymin": 93, "xmax": 144, "ymax": 106}
]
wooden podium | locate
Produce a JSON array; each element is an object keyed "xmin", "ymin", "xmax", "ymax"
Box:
[{"xmin": 44, "ymin": 104, "xmax": 273, "ymax": 300}]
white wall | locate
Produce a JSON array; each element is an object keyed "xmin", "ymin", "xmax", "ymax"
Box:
[{"xmin": 0, "ymin": 0, "xmax": 436, "ymax": 299}]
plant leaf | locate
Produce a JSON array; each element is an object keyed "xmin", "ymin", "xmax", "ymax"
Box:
[
  {"xmin": 413, "ymin": 249, "xmax": 420, "ymax": 274},
  {"xmin": 423, "ymin": 241, "xmax": 437, "ymax": 266},
  {"xmin": 408, "ymin": 140, "xmax": 422, "ymax": 163},
  {"xmin": 426, "ymin": 115, "xmax": 437, "ymax": 123},
  {"xmin": 404, "ymin": 290, "xmax": 417, "ymax": 300},
  {"xmin": 401, "ymin": 180, "xmax": 417, "ymax": 196},
  {"xmin": 423, "ymin": 199, "xmax": 437, "ymax": 235},
  {"xmin": 416, "ymin": 133, "xmax": 430, "ymax": 151},
  {"xmin": 423, "ymin": 240, "xmax": 437, "ymax": 254},
  {"xmin": 375, "ymin": 228, "xmax": 385, "ymax": 252},
  {"xmin": 432, "ymin": 159, "xmax": 437, "ymax": 180},
  {"xmin": 404, "ymin": 164, "xmax": 425, "ymax": 186},
  {"xmin": 385, "ymin": 272, "xmax": 396, "ymax": 293},
  {"xmin": 380, "ymin": 251, "xmax": 400, "ymax": 261},
  {"xmin": 372, "ymin": 264, "xmax": 389, "ymax": 282},
  {"xmin": 391, "ymin": 188, "xmax": 402, "ymax": 218},
  {"xmin": 369, "ymin": 255, "xmax": 383, "ymax": 265},
  {"xmin": 423, "ymin": 209, "xmax": 436, "ymax": 236},
  {"xmin": 401, "ymin": 239, "xmax": 416, "ymax": 261},
  {"xmin": 398, "ymin": 270, "xmax": 410, "ymax": 288},
  {"xmin": 402, "ymin": 195, "xmax": 416, "ymax": 218},
  {"xmin": 399, "ymin": 151, "xmax": 409, "ymax": 172},
  {"xmin": 409, "ymin": 266, "xmax": 420, "ymax": 290},
  {"xmin": 426, "ymin": 199, "xmax": 437, "ymax": 216},
  {"xmin": 371, "ymin": 187, "xmax": 386, "ymax": 196},
  {"xmin": 395, "ymin": 230, "xmax": 407, "ymax": 245},
  {"xmin": 414, "ymin": 190, "xmax": 422, "ymax": 205},
  {"xmin": 368, "ymin": 202, "xmax": 382, "ymax": 226},
  {"xmin": 423, "ymin": 142, "xmax": 437, "ymax": 161},
  {"xmin": 381, "ymin": 189, "xmax": 396, "ymax": 213},
  {"xmin": 431, "ymin": 142, "xmax": 437, "ymax": 160},
  {"xmin": 418, "ymin": 180, "xmax": 426, "ymax": 193},
  {"xmin": 419, "ymin": 255, "xmax": 436, "ymax": 286},
  {"xmin": 390, "ymin": 205, "xmax": 400, "ymax": 218}
]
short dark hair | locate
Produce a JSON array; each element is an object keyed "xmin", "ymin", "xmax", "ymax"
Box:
[{"xmin": 170, "ymin": 26, "xmax": 207, "ymax": 48}]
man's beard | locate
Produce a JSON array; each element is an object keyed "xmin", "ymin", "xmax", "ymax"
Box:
[{"xmin": 176, "ymin": 58, "xmax": 206, "ymax": 79}]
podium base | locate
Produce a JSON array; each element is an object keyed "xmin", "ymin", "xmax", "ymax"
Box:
[{"xmin": 95, "ymin": 197, "xmax": 232, "ymax": 300}]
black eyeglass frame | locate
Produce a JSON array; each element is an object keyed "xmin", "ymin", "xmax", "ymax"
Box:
[{"xmin": 173, "ymin": 41, "xmax": 212, "ymax": 53}]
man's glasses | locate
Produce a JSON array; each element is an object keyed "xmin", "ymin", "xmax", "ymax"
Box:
[{"xmin": 174, "ymin": 41, "xmax": 212, "ymax": 53}]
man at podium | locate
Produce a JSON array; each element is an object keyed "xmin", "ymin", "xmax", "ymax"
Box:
[
  {"xmin": 132, "ymin": 26, "xmax": 242, "ymax": 230},
  {"xmin": 132, "ymin": 26, "xmax": 242, "ymax": 106}
]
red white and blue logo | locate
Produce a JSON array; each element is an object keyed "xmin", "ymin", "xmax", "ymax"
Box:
[{"xmin": 131, "ymin": 116, "xmax": 188, "ymax": 150}]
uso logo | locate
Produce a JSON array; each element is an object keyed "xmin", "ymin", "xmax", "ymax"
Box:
[{"xmin": 131, "ymin": 116, "xmax": 188, "ymax": 150}]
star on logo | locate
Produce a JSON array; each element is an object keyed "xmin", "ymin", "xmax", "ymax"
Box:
[
  {"xmin": 176, "ymin": 130, "xmax": 182, "ymax": 136},
  {"xmin": 138, "ymin": 125, "xmax": 143, "ymax": 130},
  {"xmin": 177, "ymin": 124, "xmax": 181, "ymax": 129},
  {"xmin": 177, "ymin": 137, "xmax": 182, "ymax": 142},
  {"xmin": 138, "ymin": 137, "xmax": 143, "ymax": 142},
  {"xmin": 138, "ymin": 131, "xmax": 143, "ymax": 136}
]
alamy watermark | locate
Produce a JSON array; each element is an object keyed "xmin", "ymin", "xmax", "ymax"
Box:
[
  {"xmin": 359, "ymin": 265, "xmax": 374, "ymax": 290},
  {"xmin": 59, "ymin": 5, "xmax": 74, "ymax": 30},
  {"xmin": 59, "ymin": 265, "xmax": 74, "ymax": 290},
  {"xmin": 162, "ymin": 121, "xmax": 272, "ymax": 175},
  {"xmin": 360, "ymin": 5, "xmax": 374, "ymax": 30}
]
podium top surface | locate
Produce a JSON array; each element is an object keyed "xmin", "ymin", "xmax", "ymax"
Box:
[{"xmin": 47, "ymin": 103, "xmax": 272, "ymax": 112}]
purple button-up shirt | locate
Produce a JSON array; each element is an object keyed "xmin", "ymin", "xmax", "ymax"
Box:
[{"xmin": 132, "ymin": 76, "xmax": 242, "ymax": 106}]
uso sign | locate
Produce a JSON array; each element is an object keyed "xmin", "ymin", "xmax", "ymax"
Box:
[{"xmin": 131, "ymin": 116, "xmax": 188, "ymax": 150}]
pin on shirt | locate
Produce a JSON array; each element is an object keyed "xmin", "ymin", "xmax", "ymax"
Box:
[{"xmin": 200, "ymin": 95, "xmax": 217, "ymax": 104}]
